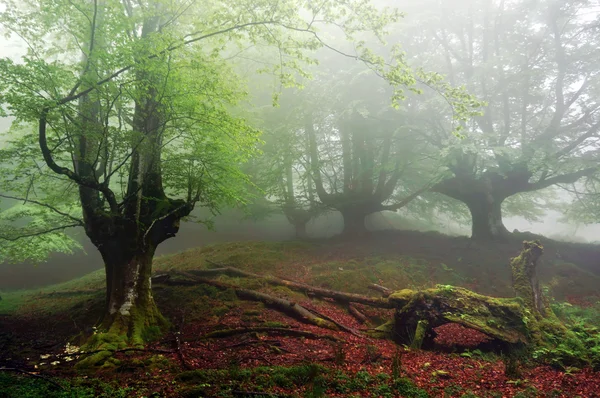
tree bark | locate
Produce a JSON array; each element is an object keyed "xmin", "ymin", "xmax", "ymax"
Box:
[
  {"xmin": 433, "ymin": 173, "xmax": 512, "ymax": 241},
  {"xmin": 341, "ymin": 209, "xmax": 368, "ymax": 236},
  {"xmin": 466, "ymin": 195, "xmax": 509, "ymax": 241},
  {"xmin": 97, "ymin": 239, "xmax": 166, "ymax": 346},
  {"xmin": 294, "ymin": 221, "xmax": 308, "ymax": 239},
  {"xmin": 510, "ymin": 240, "xmax": 547, "ymax": 317}
]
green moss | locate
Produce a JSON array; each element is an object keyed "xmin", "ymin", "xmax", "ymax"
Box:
[
  {"xmin": 389, "ymin": 289, "xmax": 416, "ymax": 302},
  {"xmin": 175, "ymin": 364, "xmax": 429, "ymax": 397},
  {"xmin": 411, "ymin": 319, "xmax": 429, "ymax": 349},
  {"xmin": 392, "ymin": 286, "xmax": 530, "ymax": 346},
  {"xmin": 261, "ymin": 321, "xmax": 288, "ymax": 328}
]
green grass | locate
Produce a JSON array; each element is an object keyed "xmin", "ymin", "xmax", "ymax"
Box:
[{"xmin": 0, "ymin": 269, "xmax": 104, "ymax": 316}]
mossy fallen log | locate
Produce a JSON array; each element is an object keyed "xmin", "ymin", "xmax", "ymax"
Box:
[
  {"xmin": 386, "ymin": 241, "xmax": 591, "ymax": 368},
  {"xmin": 388, "ymin": 286, "xmax": 529, "ymax": 348}
]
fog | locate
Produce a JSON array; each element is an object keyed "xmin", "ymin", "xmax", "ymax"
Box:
[{"xmin": 1, "ymin": 0, "xmax": 600, "ymax": 290}]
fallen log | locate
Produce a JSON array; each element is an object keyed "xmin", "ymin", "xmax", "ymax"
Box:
[
  {"xmin": 184, "ymin": 262, "xmax": 393, "ymax": 308},
  {"xmin": 368, "ymin": 284, "xmax": 392, "ymax": 297},
  {"xmin": 302, "ymin": 305, "xmax": 362, "ymax": 337},
  {"xmin": 389, "ymin": 286, "xmax": 529, "ymax": 347},
  {"xmin": 348, "ymin": 304, "xmax": 370, "ymax": 324},
  {"xmin": 168, "ymin": 273, "xmax": 339, "ymax": 331}
]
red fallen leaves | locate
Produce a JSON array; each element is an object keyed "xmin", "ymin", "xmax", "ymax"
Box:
[
  {"xmin": 565, "ymin": 294, "xmax": 600, "ymax": 308},
  {"xmin": 433, "ymin": 323, "xmax": 492, "ymax": 348},
  {"xmin": 144, "ymin": 303, "xmax": 600, "ymax": 398}
]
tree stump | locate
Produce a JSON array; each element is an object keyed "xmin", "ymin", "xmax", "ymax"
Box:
[{"xmin": 510, "ymin": 240, "xmax": 547, "ymax": 317}]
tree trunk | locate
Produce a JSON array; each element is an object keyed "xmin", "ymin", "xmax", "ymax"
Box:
[
  {"xmin": 467, "ymin": 196, "xmax": 509, "ymax": 241},
  {"xmin": 294, "ymin": 221, "xmax": 308, "ymax": 239},
  {"xmin": 97, "ymin": 240, "xmax": 166, "ymax": 345},
  {"xmin": 510, "ymin": 240, "xmax": 547, "ymax": 317},
  {"xmin": 341, "ymin": 209, "xmax": 368, "ymax": 236}
]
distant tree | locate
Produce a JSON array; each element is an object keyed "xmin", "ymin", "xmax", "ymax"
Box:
[
  {"xmin": 304, "ymin": 65, "xmax": 447, "ymax": 236},
  {"xmin": 249, "ymin": 105, "xmax": 326, "ymax": 239},
  {"xmin": 395, "ymin": 0, "xmax": 600, "ymax": 240}
]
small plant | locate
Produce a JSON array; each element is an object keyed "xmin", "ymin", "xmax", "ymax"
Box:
[
  {"xmin": 503, "ymin": 351, "xmax": 522, "ymax": 379},
  {"xmin": 392, "ymin": 348, "xmax": 403, "ymax": 379},
  {"xmin": 332, "ymin": 342, "xmax": 346, "ymax": 365},
  {"xmin": 364, "ymin": 344, "xmax": 380, "ymax": 363}
]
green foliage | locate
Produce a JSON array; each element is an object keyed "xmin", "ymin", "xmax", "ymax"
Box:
[
  {"xmin": 0, "ymin": 0, "xmax": 483, "ymax": 264},
  {"xmin": 0, "ymin": 373, "xmax": 132, "ymax": 398},
  {"xmin": 176, "ymin": 364, "xmax": 429, "ymax": 397}
]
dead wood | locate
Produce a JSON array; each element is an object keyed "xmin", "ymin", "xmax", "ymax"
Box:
[
  {"xmin": 224, "ymin": 339, "xmax": 280, "ymax": 349},
  {"xmin": 171, "ymin": 272, "xmax": 340, "ymax": 330},
  {"xmin": 348, "ymin": 304, "xmax": 369, "ymax": 324},
  {"xmin": 368, "ymin": 284, "xmax": 392, "ymax": 297},
  {"xmin": 196, "ymin": 327, "xmax": 341, "ymax": 342},
  {"xmin": 302, "ymin": 304, "xmax": 362, "ymax": 337},
  {"xmin": 183, "ymin": 262, "xmax": 393, "ymax": 308},
  {"xmin": 173, "ymin": 331, "xmax": 191, "ymax": 370}
]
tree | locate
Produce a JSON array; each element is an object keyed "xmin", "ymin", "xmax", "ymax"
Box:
[
  {"xmin": 304, "ymin": 65, "xmax": 444, "ymax": 236},
  {"xmin": 395, "ymin": 0, "xmax": 600, "ymax": 240},
  {"xmin": 1, "ymin": 0, "xmax": 474, "ymax": 354},
  {"xmin": 251, "ymin": 107, "xmax": 325, "ymax": 239}
]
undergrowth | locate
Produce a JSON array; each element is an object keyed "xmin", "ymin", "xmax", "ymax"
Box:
[
  {"xmin": 175, "ymin": 363, "xmax": 430, "ymax": 398},
  {"xmin": 0, "ymin": 373, "xmax": 132, "ymax": 398}
]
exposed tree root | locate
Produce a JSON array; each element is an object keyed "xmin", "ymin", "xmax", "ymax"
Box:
[
  {"xmin": 185, "ymin": 262, "xmax": 393, "ymax": 308},
  {"xmin": 168, "ymin": 273, "xmax": 340, "ymax": 330},
  {"xmin": 194, "ymin": 327, "xmax": 341, "ymax": 342}
]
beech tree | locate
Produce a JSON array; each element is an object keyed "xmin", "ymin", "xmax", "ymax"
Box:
[
  {"xmin": 252, "ymin": 109, "xmax": 324, "ymax": 239},
  {"xmin": 395, "ymin": 0, "xmax": 600, "ymax": 240},
  {"xmin": 0, "ymin": 0, "xmax": 482, "ymax": 355},
  {"xmin": 303, "ymin": 65, "xmax": 445, "ymax": 236}
]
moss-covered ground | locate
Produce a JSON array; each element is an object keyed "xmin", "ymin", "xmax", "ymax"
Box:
[{"xmin": 1, "ymin": 230, "xmax": 600, "ymax": 397}]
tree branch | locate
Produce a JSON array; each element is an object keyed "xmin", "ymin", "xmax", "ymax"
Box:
[
  {"xmin": 0, "ymin": 223, "xmax": 82, "ymax": 241},
  {"xmin": 380, "ymin": 183, "xmax": 433, "ymax": 212},
  {"xmin": 0, "ymin": 193, "xmax": 83, "ymax": 225},
  {"xmin": 38, "ymin": 107, "xmax": 119, "ymax": 213},
  {"xmin": 525, "ymin": 168, "xmax": 597, "ymax": 192}
]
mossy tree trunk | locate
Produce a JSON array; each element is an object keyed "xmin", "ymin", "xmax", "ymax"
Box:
[
  {"xmin": 99, "ymin": 240, "xmax": 166, "ymax": 345},
  {"xmin": 36, "ymin": 8, "xmax": 199, "ymax": 367},
  {"xmin": 389, "ymin": 287, "xmax": 529, "ymax": 349}
]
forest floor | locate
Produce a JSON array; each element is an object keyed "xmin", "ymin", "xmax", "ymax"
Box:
[{"xmin": 1, "ymin": 230, "xmax": 600, "ymax": 397}]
